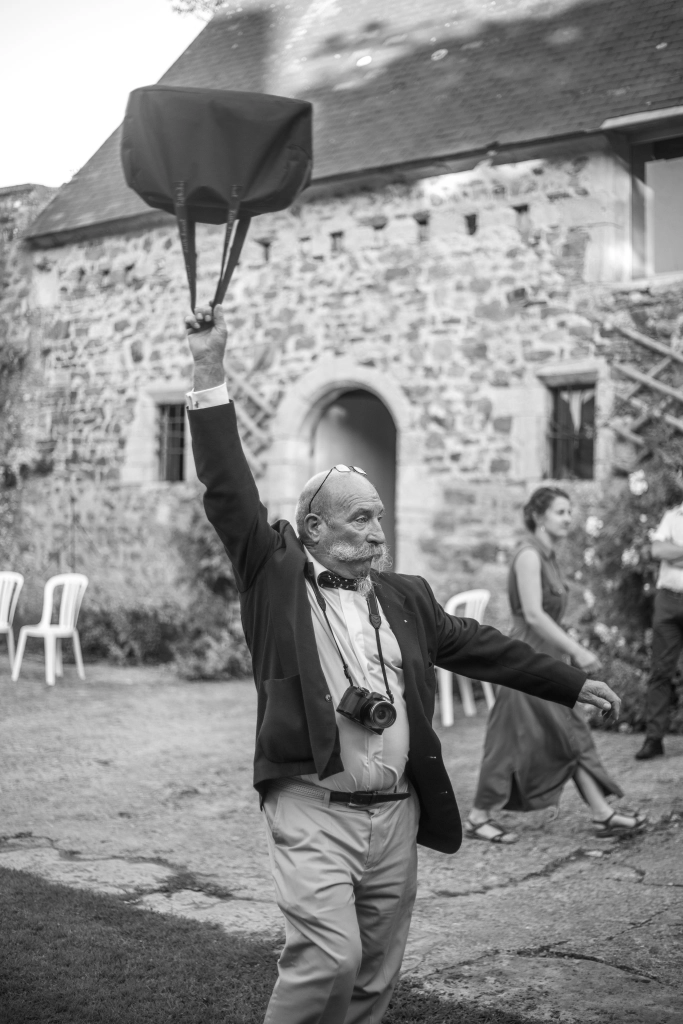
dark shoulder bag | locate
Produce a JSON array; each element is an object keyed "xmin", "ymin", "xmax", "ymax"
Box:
[{"xmin": 121, "ymin": 84, "xmax": 313, "ymax": 325}]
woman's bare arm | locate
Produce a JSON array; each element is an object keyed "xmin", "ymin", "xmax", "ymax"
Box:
[{"xmin": 515, "ymin": 548, "xmax": 597, "ymax": 669}]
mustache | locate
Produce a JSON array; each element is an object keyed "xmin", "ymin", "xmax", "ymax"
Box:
[{"xmin": 327, "ymin": 541, "xmax": 393, "ymax": 574}]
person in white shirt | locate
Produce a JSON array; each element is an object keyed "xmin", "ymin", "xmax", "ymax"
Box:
[{"xmin": 636, "ymin": 502, "xmax": 683, "ymax": 759}]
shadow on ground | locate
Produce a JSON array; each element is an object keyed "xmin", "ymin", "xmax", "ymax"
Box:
[{"xmin": 0, "ymin": 867, "xmax": 531, "ymax": 1024}]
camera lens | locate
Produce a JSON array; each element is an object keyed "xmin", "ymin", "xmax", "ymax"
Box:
[{"xmin": 367, "ymin": 701, "xmax": 397, "ymax": 729}]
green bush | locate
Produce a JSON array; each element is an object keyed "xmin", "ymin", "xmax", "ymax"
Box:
[
  {"xmin": 565, "ymin": 446, "xmax": 683, "ymax": 734},
  {"xmin": 78, "ymin": 595, "xmax": 251, "ymax": 679},
  {"xmin": 78, "ymin": 605, "xmax": 178, "ymax": 665},
  {"xmin": 76, "ymin": 501, "xmax": 252, "ymax": 679}
]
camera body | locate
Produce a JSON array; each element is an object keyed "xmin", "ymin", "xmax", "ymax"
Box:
[{"xmin": 337, "ymin": 685, "xmax": 397, "ymax": 734}]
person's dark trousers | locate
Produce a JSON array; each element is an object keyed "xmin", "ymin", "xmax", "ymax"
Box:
[{"xmin": 646, "ymin": 588, "xmax": 683, "ymax": 741}]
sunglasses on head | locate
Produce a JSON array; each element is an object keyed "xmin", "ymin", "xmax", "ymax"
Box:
[{"xmin": 307, "ymin": 464, "xmax": 367, "ymax": 515}]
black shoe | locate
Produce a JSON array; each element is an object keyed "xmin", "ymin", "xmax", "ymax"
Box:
[{"xmin": 635, "ymin": 738, "xmax": 664, "ymax": 760}]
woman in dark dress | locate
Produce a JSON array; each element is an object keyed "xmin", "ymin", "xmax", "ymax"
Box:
[{"xmin": 466, "ymin": 487, "xmax": 645, "ymax": 843}]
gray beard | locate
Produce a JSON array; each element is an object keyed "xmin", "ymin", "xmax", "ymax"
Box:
[
  {"xmin": 355, "ymin": 574, "xmax": 375, "ymax": 598},
  {"xmin": 326, "ymin": 541, "xmax": 393, "ymax": 595}
]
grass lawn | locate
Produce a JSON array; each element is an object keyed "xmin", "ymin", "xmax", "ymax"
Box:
[{"xmin": 0, "ymin": 867, "xmax": 532, "ymax": 1024}]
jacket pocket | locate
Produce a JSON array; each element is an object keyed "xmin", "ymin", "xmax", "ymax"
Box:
[{"xmin": 258, "ymin": 674, "xmax": 314, "ymax": 763}]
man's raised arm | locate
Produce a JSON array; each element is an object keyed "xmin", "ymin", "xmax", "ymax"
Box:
[{"xmin": 185, "ymin": 305, "xmax": 280, "ymax": 590}]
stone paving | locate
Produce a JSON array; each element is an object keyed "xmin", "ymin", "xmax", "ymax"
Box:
[{"xmin": 1, "ymin": 661, "xmax": 682, "ymax": 1023}]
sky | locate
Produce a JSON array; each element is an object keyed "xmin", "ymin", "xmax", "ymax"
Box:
[{"xmin": 1, "ymin": 0, "xmax": 206, "ymax": 189}]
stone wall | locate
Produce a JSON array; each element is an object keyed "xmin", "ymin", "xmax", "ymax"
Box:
[{"xmin": 5, "ymin": 136, "xmax": 678, "ymax": 633}]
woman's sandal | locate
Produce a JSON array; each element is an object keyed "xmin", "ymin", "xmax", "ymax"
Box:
[
  {"xmin": 465, "ymin": 818, "xmax": 519, "ymax": 844},
  {"xmin": 593, "ymin": 810, "xmax": 647, "ymax": 838}
]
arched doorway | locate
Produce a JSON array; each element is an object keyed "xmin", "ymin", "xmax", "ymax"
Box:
[{"xmin": 312, "ymin": 390, "xmax": 397, "ymax": 560}]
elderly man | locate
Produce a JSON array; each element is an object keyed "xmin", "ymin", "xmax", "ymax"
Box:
[{"xmin": 185, "ymin": 305, "xmax": 621, "ymax": 1024}]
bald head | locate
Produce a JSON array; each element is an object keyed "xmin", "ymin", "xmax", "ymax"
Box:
[
  {"xmin": 296, "ymin": 466, "xmax": 391, "ymax": 578},
  {"xmin": 296, "ymin": 468, "xmax": 381, "ymax": 540}
]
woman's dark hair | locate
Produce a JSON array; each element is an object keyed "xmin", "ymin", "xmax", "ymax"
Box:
[{"xmin": 523, "ymin": 486, "xmax": 570, "ymax": 532}]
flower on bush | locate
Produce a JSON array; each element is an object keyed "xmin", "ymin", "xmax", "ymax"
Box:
[
  {"xmin": 621, "ymin": 547, "xmax": 640, "ymax": 568},
  {"xmin": 592, "ymin": 622, "xmax": 626, "ymax": 648},
  {"xmin": 561, "ymin": 447, "xmax": 683, "ymax": 733},
  {"xmin": 585, "ymin": 516, "xmax": 603, "ymax": 538},
  {"xmin": 628, "ymin": 470, "xmax": 648, "ymax": 496},
  {"xmin": 593, "ymin": 622, "xmax": 612, "ymax": 644}
]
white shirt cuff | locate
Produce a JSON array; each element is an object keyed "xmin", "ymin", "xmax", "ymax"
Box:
[{"xmin": 186, "ymin": 382, "xmax": 230, "ymax": 410}]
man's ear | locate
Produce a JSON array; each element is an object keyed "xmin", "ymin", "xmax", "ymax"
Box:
[{"xmin": 303, "ymin": 513, "xmax": 322, "ymax": 544}]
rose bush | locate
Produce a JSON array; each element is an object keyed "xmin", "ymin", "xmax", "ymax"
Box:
[{"xmin": 565, "ymin": 450, "xmax": 683, "ymax": 733}]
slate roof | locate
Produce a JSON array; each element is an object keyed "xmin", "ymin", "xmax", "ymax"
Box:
[{"xmin": 27, "ymin": 0, "xmax": 683, "ymax": 244}]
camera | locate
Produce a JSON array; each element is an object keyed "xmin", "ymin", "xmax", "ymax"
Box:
[{"xmin": 337, "ymin": 685, "xmax": 397, "ymax": 734}]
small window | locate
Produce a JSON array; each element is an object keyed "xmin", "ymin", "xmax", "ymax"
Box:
[
  {"xmin": 330, "ymin": 231, "xmax": 344, "ymax": 253},
  {"xmin": 158, "ymin": 403, "xmax": 186, "ymax": 482},
  {"xmin": 371, "ymin": 215, "xmax": 387, "ymax": 247},
  {"xmin": 413, "ymin": 211, "xmax": 430, "ymax": 242},
  {"xmin": 548, "ymin": 385, "xmax": 595, "ymax": 480}
]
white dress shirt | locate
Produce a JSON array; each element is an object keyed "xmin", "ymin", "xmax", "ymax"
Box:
[
  {"xmin": 301, "ymin": 554, "xmax": 410, "ymax": 793},
  {"xmin": 652, "ymin": 504, "xmax": 683, "ymax": 592},
  {"xmin": 187, "ymin": 383, "xmax": 411, "ymax": 793}
]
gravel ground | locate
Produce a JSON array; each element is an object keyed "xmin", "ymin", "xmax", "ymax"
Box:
[{"xmin": 1, "ymin": 659, "xmax": 682, "ymax": 1023}]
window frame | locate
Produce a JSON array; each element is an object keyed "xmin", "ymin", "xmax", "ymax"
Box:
[
  {"xmin": 120, "ymin": 385, "xmax": 197, "ymax": 486},
  {"xmin": 546, "ymin": 382, "xmax": 597, "ymax": 482},
  {"xmin": 621, "ymin": 115, "xmax": 683, "ymax": 278},
  {"xmin": 535, "ymin": 359, "xmax": 611, "ymax": 483},
  {"xmin": 157, "ymin": 402, "xmax": 187, "ymax": 483}
]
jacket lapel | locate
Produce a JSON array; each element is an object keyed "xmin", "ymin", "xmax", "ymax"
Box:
[{"xmin": 374, "ymin": 576, "xmax": 427, "ymax": 717}]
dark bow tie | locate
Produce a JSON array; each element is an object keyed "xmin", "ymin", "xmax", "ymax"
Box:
[{"xmin": 317, "ymin": 571, "xmax": 358, "ymax": 591}]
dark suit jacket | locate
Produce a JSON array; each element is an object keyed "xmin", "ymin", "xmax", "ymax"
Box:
[{"xmin": 189, "ymin": 402, "xmax": 586, "ymax": 854}]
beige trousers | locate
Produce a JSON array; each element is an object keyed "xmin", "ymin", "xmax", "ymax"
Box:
[{"xmin": 262, "ymin": 783, "xmax": 420, "ymax": 1024}]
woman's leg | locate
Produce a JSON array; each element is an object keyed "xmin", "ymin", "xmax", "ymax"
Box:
[
  {"xmin": 469, "ymin": 806, "xmax": 494, "ymax": 826},
  {"xmin": 466, "ymin": 804, "xmax": 518, "ymax": 843},
  {"xmin": 573, "ymin": 766, "xmax": 639, "ymax": 825}
]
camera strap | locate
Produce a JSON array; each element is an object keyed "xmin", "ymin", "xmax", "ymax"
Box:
[
  {"xmin": 304, "ymin": 562, "xmax": 394, "ymax": 704},
  {"xmin": 304, "ymin": 562, "xmax": 354, "ymax": 687},
  {"xmin": 366, "ymin": 590, "xmax": 394, "ymax": 705}
]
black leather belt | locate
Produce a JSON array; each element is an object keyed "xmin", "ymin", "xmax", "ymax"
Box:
[
  {"xmin": 329, "ymin": 791, "xmax": 410, "ymax": 806},
  {"xmin": 268, "ymin": 778, "xmax": 411, "ymax": 807}
]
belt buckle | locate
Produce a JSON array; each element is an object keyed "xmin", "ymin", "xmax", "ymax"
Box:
[{"xmin": 349, "ymin": 791, "xmax": 374, "ymax": 807}]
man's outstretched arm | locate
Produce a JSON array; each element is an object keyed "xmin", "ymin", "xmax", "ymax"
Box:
[
  {"xmin": 424, "ymin": 581, "xmax": 622, "ymax": 722},
  {"xmin": 185, "ymin": 305, "xmax": 280, "ymax": 590}
]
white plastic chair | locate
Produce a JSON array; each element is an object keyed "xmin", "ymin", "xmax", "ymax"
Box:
[
  {"xmin": 438, "ymin": 589, "xmax": 495, "ymax": 726},
  {"xmin": 0, "ymin": 571, "xmax": 24, "ymax": 672},
  {"xmin": 12, "ymin": 573, "xmax": 88, "ymax": 686}
]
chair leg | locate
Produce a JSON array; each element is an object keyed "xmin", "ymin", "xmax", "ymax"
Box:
[
  {"xmin": 11, "ymin": 629, "xmax": 28, "ymax": 683},
  {"xmin": 457, "ymin": 675, "xmax": 477, "ymax": 717},
  {"xmin": 482, "ymin": 680, "xmax": 496, "ymax": 711},
  {"xmin": 6, "ymin": 629, "xmax": 15, "ymax": 675},
  {"xmin": 55, "ymin": 638, "xmax": 63, "ymax": 678},
  {"xmin": 45, "ymin": 636, "xmax": 56, "ymax": 686},
  {"xmin": 72, "ymin": 631, "xmax": 85, "ymax": 681},
  {"xmin": 437, "ymin": 667, "xmax": 454, "ymax": 727}
]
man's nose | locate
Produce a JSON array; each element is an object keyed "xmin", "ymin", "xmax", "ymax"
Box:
[{"xmin": 367, "ymin": 520, "xmax": 385, "ymax": 543}]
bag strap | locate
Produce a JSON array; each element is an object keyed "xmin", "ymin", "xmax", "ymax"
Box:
[
  {"xmin": 173, "ymin": 181, "xmax": 197, "ymax": 311},
  {"xmin": 174, "ymin": 182, "xmax": 252, "ymax": 324},
  {"xmin": 213, "ymin": 213, "xmax": 252, "ymax": 307}
]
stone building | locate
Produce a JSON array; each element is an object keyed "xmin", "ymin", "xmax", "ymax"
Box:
[{"xmin": 2, "ymin": 0, "xmax": 683, "ymax": 635}]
